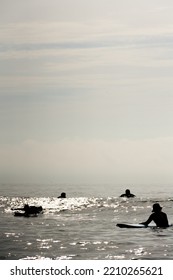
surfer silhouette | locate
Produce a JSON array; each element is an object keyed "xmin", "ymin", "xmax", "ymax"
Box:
[
  {"xmin": 12, "ymin": 204, "xmax": 43, "ymax": 216},
  {"xmin": 58, "ymin": 192, "xmax": 66, "ymax": 198},
  {"xmin": 141, "ymin": 203, "xmax": 169, "ymax": 227},
  {"xmin": 120, "ymin": 189, "xmax": 135, "ymax": 198}
]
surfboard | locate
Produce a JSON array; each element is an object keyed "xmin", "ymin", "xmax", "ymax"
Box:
[
  {"xmin": 116, "ymin": 223, "xmax": 172, "ymax": 228},
  {"xmin": 116, "ymin": 223, "xmax": 147, "ymax": 228},
  {"xmin": 14, "ymin": 212, "xmax": 38, "ymax": 217}
]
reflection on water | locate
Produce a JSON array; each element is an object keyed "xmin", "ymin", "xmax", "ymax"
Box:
[{"xmin": 0, "ymin": 191, "xmax": 173, "ymax": 260}]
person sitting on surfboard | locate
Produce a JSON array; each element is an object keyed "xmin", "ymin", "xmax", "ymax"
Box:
[
  {"xmin": 141, "ymin": 203, "xmax": 169, "ymax": 227},
  {"xmin": 58, "ymin": 192, "xmax": 66, "ymax": 198},
  {"xmin": 120, "ymin": 189, "xmax": 135, "ymax": 198}
]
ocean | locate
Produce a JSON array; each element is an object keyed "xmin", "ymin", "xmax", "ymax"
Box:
[{"xmin": 0, "ymin": 183, "xmax": 173, "ymax": 260}]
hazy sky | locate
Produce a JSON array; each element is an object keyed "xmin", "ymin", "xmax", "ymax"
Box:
[{"xmin": 1, "ymin": 0, "xmax": 173, "ymax": 184}]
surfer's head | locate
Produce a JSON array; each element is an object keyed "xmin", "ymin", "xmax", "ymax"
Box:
[
  {"xmin": 58, "ymin": 192, "xmax": 66, "ymax": 198},
  {"xmin": 125, "ymin": 189, "xmax": 130, "ymax": 195},
  {"xmin": 24, "ymin": 204, "xmax": 29, "ymax": 210},
  {"xmin": 152, "ymin": 203, "xmax": 162, "ymax": 212}
]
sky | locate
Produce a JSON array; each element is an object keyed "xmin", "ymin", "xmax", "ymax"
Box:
[{"xmin": 1, "ymin": 0, "xmax": 173, "ymax": 184}]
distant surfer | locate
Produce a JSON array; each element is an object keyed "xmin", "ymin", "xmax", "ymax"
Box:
[
  {"xmin": 120, "ymin": 189, "xmax": 135, "ymax": 198},
  {"xmin": 12, "ymin": 204, "xmax": 43, "ymax": 216},
  {"xmin": 141, "ymin": 203, "xmax": 169, "ymax": 227},
  {"xmin": 58, "ymin": 192, "xmax": 66, "ymax": 198}
]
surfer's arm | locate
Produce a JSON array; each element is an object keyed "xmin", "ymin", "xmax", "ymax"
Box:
[{"xmin": 141, "ymin": 214, "xmax": 153, "ymax": 226}]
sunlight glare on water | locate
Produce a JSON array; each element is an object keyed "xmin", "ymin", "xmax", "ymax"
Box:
[{"xmin": 0, "ymin": 183, "xmax": 173, "ymax": 260}]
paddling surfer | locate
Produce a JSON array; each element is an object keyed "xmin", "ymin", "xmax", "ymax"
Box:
[
  {"xmin": 12, "ymin": 204, "xmax": 43, "ymax": 215},
  {"xmin": 120, "ymin": 189, "xmax": 135, "ymax": 198},
  {"xmin": 141, "ymin": 203, "xmax": 169, "ymax": 227},
  {"xmin": 58, "ymin": 192, "xmax": 66, "ymax": 198}
]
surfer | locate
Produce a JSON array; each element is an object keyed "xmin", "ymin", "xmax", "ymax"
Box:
[
  {"xmin": 24, "ymin": 204, "xmax": 43, "ymax": 214},
  {"xmin": 12, "ymin": 204, "xmax": 43, "ymax": 216},
  {"xmin": 58, "ymin": 192, "xmax": 66, "ymax": 198},
  {"xmin": 141, "ymin": 203, "xmax": 169, "ymax": 227},
  {"xmin": 120, "ymin": 189, "xmax": 135, "ymax": 198}
]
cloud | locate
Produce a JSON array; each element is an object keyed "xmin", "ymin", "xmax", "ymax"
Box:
[{"xmin": 1, "ymin": 1, "xmax": 173, "ymax": 185}]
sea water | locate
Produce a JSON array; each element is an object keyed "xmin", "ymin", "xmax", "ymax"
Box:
[{"xmin": 0, "ymin": 183, "xmax": 173, "ymax": 260}]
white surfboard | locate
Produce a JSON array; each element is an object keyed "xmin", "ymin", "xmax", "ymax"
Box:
[
  {"xmin": 116, "ymin": 223, "xmax": 172, "ymax": 228},
  {"xmin": 116, "ymin": 223, "xmax": 147, "ymax": 228}
]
